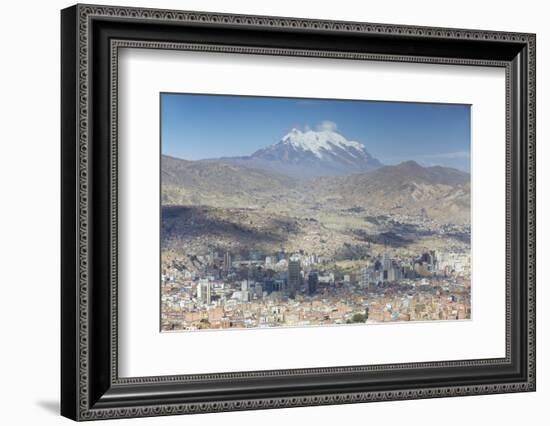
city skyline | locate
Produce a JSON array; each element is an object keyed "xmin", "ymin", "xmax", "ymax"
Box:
[
  {"xmin": 161, "ymin": 243, "xmax": 471, "ymax": 332},
  {"xmin": 161, "ymin": 93, "xmax": 471, "ymax": 172}
]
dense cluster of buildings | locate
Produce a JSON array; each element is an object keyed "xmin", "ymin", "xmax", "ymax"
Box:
[{"xmin": 161, "ymin": 247, "xmax": 471, "ymax": 331}]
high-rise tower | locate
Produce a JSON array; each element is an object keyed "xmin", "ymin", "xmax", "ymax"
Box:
[{"xmin": 287, "ymin": 255, "xmax": 301, "ymax": 299}]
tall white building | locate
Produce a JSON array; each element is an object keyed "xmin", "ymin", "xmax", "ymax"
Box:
[
  {"xmin": 223, "ymin": 251, "xmax": 232, "ymax": 272},
  {"xmin": 197, "ymin": 279, "xmax": 212, "ymax": 305}
]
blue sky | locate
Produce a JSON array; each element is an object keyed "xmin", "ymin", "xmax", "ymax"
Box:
[{"xmin": 161, "ymin": 93, "xmax": 471, "ymax": 172}]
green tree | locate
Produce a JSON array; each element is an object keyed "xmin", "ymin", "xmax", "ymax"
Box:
[{"xmin": 351, "ymin": 313, "xmax": 366, "ymax": 323}]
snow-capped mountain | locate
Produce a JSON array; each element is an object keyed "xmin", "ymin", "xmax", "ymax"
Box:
[
  {"xmin": 255, "ymin": 128, "xmax": 372, "ymax": 160},
  {"xmin": 227, "ymin": 128, "xmax": 381, "ymax": 178}
]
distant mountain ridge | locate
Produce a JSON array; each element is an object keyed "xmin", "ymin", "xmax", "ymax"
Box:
[
  {"xmin": 162, "ymin": 154, "xmax": 470, "ymax": 224},
  {"xmin": 212, "ymin": 128, "xmax": 382, "ymax": 178},
  {"xmin": 311, "ymin": 160, "xmax": 470, "ymax": 223},
  {"xmin": 357, "ymin": 160, "xmax": 469, "ymax": 187},
  {"xmin": 162, "ymin": 155, "xmax": 294, "ymax": 190},
  {"xmin": 162, "ymin": 154, "xmax": 297, "ymax": 208}
]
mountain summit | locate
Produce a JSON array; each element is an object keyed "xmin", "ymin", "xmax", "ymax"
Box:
[
  {"xmin": 229, "ymin": 128, "xmax": 381, "ymax": 178},
  {"xmin": 255, "ymin": 128, "xmax": 374, "ymax": 160}
]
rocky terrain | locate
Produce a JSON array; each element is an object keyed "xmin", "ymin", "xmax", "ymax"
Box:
[
  {"xmin": 161, "ymin": 142, "xmax": 471, "ymax": 273},
  {"xmin": 310, "ymin": 160, "xmax": 470, "ymax": 224}
]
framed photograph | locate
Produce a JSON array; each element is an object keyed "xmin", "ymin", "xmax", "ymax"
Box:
[{"xmin": 61, "ymin": 4, "xmax": 536, "ymax": 421}]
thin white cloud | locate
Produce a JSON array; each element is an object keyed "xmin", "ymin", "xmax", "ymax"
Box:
[
  {"xmin": 316, "ymin": 120, "xmax": 338, "ymax": 132},
  {"xmin": 423, "ymin": 151, "xmax": 470, "ymax": 159}
]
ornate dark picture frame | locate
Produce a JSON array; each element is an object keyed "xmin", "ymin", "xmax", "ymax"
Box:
[{"xmin": 61, "ymin": 4, "xmax": 536, "ymax": 421}]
